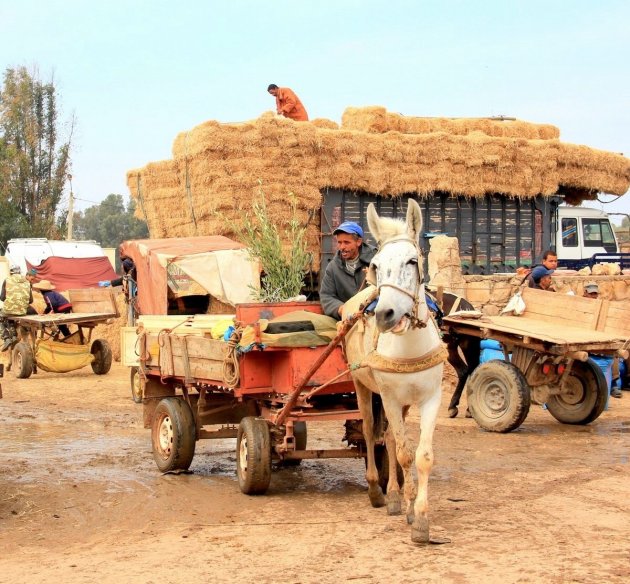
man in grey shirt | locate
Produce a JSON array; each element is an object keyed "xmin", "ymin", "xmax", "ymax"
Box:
[{"xmin": 319, "ymin": 221, "xmax": 376, "ymax": 320}]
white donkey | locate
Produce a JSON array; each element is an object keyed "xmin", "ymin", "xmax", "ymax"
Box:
[{"xmin": 342, "ymin": 198, "xmax": 446, "ymax": 544}]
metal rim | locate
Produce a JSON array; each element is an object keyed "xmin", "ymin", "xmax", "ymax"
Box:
[
  {"xmin": 156, "ymin": 414, "xmax": 174, "ymax": 458},
  {"xmin": 238, "ymin": 434, "xmax": 249, "ymax": 477},
  {"xmin": 556, "ymin": 376, "xmax": 585, "ymax": 407},
  {"xmin": 476, "ymin": 379, "xmax": 510, "ymax": 419},
  {"xmin": 131, "ymin": 370, "xmax": 142, "ymax": 401}
]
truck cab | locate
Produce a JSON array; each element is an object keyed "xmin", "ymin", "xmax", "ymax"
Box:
[{"xmin": 556, "ymin": 207, "xmax": 619, "ymax": 268}]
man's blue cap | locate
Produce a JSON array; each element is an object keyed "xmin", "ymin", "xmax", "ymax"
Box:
[
  {"xmin": 531, "ymin": 265, "xmax": 554, "ymax": 283},
  {"xmin": 333, "ymin": 221, "xmax": 363, "ymax": 238}
]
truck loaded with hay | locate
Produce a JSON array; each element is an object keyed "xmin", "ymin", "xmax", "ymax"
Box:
[{"xmin": 126, "ymin": 106, "xmax": 630, "ymax": 280}]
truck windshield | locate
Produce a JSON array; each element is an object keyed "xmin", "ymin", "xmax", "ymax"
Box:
[{"xmin": 582, "ymin": 218, "xmax": 617, "ymax": 250}]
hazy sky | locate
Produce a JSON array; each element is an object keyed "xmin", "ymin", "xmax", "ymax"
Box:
[{"xmin": 1, "ymin": 0, "xmax": 629, "ymax": 221}]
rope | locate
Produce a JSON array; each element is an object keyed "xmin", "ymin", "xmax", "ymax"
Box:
[{"xmin": 222, "ymin": 326, "xmax": 242, "ymax": 388}]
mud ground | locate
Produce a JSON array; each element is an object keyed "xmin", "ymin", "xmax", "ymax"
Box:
[{"xmin": 0, "ymin": 361, "xmax": 628, "ymax": 584}]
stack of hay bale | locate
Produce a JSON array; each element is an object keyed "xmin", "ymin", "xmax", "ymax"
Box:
[{"xmin": 127, "ymin": 106, "xmax": 630, "ymax": 272}]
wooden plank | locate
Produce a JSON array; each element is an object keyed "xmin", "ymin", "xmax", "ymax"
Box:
[
  {"xmin": 168, "ymin": 335, "xmax": 227, "ymax": 361},
  {"xmin": 444, "ymin": 313, "xmax": 626, "ymax": 349},
  {"xmin": 121, "ymin": 327, "xmax": 140, "ymax": 367},
  {"xmin": 595, "ymin": 299, "xmax": 610, "ymax": 332},
  {"xmin": 603, "ymin": 303, "xmax": 630, "ymax": 338},
  {"xmin": 68, "ymin": 288, "xmax": 119, "ymax": 316},
  {"xmin": 521, "ymin": 287, "xmax": 600, "ymax": 330}
]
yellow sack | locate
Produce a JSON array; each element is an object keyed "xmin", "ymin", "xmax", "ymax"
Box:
[{"xmin": 36, "ymin": 339, "xmax": 95, "ymax": 373}]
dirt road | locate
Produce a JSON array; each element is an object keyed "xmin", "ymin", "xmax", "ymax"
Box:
[{"xmin": 0, "ymin": 362, "xmax": 628, "ymax": 583}]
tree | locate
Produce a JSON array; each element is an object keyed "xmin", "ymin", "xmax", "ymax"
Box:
[
  {"xmin": 0, "ymin": 66, "xmax": 72, "ymax": 240},
  {"xmin": 71, "ymin": 194, "xmax": 149, "ymax": 248}
]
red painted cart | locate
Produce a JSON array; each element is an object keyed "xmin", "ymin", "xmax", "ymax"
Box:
[{"xmin": 130, "ymin": 301, "xmax": 378, "ymax": 495}]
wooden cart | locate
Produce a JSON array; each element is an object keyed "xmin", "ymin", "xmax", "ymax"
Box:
[
  {"xmin": 4, "ymin": 288, "xmax": 119, "ymax": 379},
  {"xmin": 443, "ymin": 287, "xmax": 629, "ymax": 432},
  {"xmin": 125, "ymin": 301, "xmax": 385, "ymax": 495}
]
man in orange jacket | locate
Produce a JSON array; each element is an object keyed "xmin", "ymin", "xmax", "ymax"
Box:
[{"xmin": 267, "ymin": 84, "xmax": 309, "ymax": 121}]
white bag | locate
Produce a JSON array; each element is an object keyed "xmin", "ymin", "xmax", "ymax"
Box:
[{"xmin": 501, "ymin": 291, "xmax": 526, "ymax": 316}]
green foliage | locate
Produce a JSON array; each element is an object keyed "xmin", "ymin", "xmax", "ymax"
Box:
[
  {"xmin": 225, "ymin": 187, "xmax": 311, "ymax": 302},
  {"xmin": 0, "ymin": 66, "xmax": 72, "ymax": 240},
  {"xmin": 71, "ymin": 194, "xmax": 149, "ymax": 248}
]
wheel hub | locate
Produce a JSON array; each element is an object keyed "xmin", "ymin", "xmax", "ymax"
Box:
[
  {"xmin": 559, "ymin": 377, "xmax": 584, "ymax": 405},
  {"xmin": 158, "ymin": 415, "xmax": 174, "ymax": 454},
  {"xmin": 239, "ymin": 436, "xmax": 249, "ymax": 474},
  {"xmin": 482, "ymin": 382, "xmax": 508, "ymax": 413}
]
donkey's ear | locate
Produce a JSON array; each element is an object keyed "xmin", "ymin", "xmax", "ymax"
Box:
[
  {"xmin": 406, "ymin": 199, "xmax": 423, "ymax": 241},
  {"xmin": 367, "ymin": 203, "xmax": 382, "ymax": 243}
]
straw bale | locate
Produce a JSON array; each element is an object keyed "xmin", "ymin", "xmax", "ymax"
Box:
[
  {"xmin": 341, "ymin": 106, "xmax": 561, "ymax": 140},
  {"xmin": 310, "ymin": 118, "xmax": 339, "ymax": 130},
  {"xmin": 128, "ymin": 107, "xmax": 630, "ymax": 270}
]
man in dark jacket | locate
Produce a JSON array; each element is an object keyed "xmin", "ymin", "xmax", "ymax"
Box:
[{"xmin": 319, "ymin": 221, "xmax": 376, "ymax": 319}]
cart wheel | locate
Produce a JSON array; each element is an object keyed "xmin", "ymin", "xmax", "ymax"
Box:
[
  {"xmin": 91, "ymin": 339, "xmax": 112, "ymax": 375},
  {"xmin": 467, "ymin": 360, "xmax": 531, "ymax": 433},
  {"xmin": 13, "ymin": 342, "xmax": 34, "ymax": 379},
  {"xmin": 546, "ymin": 358, "xmax": 608, "ymax": 425},
  {"xmin": 236, "ymin": 417, "xmax": 272, "ymax": 495},
  {"xmin": 281, "ymin": 421, "xmax": 307, "ymax": 467},
  {"xmin": 151, "ymin": 397, "xmax": 196, "ymax": 473},
  {"xmin": 130, "ymin": 367, "xmax": 143, "ymax": 403}
]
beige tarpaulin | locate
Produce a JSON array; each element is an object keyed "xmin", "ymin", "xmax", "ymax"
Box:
[{"xmin": 172, "ymin": 249, "xmax": 260, "ymax": 306}]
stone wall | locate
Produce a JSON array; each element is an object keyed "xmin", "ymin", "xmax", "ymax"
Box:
[
  {"xmin": 427, "ymin": 234, "xmax": 630, "ymax": 315},
  {"xmin": 463, "ymin": 274, "xmax": 630, "ymax": 315}
]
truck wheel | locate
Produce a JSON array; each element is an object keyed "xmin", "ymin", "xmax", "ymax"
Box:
[
  {"xmin": 237, "ymin": 417, "xmax": 272, "ymax": 495},
  {"xmin": 281, "ymin": 421, "xmax": 307, "ymax": 467},
  {"xmin": 546, "ymin": 358, "xmax": 608, "ymax": 425},
  {"xmin": 91, "ymin": 339, "xmax": 112, "ymax": 375},
  {"xmin": 151, "ymin": 397, "xmax": 196, "ymax": 472},
  {"xmin": 13, "ymin": 342, "xmax": 34, "ymax": 379},
  {"xmin": 130, "ymin": 367, "xmax": 143, "ymax": 403},
  {"xmin": 467, "ymin": 360, "xmax": 531, "ymax": 433}
]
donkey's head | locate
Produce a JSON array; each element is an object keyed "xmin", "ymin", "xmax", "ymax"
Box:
[{"xmin": 367, "ymin": 199, "xmax": 424, "ymax": 334}]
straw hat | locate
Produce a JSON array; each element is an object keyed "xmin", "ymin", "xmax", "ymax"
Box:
[{"xmin": 33, "ymin": 280, "xmax": 56, "ymax": 291}]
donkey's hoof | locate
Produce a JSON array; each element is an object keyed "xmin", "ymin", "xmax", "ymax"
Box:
[
  {"xmin": 368, "ymin": 486, "xmax": 386, "ymax": 508},
  {"xmin": 448, "ymin": 406, "xmax": 458, "ymax": 418},
  {"xmin": 411, "ymin": 516, "xmax": 430, "ymax": 544},
  {"xmin": 386, "ymin": 493, "xmax": 402, "ymax": 516},
  {"xmin": 406, "ymin": 510, "xmax": 415, "ymax": 525}
]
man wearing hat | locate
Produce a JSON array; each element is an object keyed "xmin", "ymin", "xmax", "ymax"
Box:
[
  {"xmin": 32, "ymin": 280, "xmax": 72, "ymax": 337},
  {"xmin": 529, "ymin": 265, "xmax": 555, "ymax": 291},
  {"xmin": 583, "ymin": 281, "xmax": 599, "ymax": 299},
  {"xmin": 319, "ymin": 221, "xmax": 376, "ymax": 319}
]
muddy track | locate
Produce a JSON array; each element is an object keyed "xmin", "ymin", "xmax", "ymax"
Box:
[{"xmin": 0, "ymin": 363, "xmax": 628, "ymax": 583}]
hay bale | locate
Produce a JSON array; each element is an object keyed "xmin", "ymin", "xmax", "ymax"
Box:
[{"xmin": 127, "ymin": 107, "xmax": 630, "ymax": 271}]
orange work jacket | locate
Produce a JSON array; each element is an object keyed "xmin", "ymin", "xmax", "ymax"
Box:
[{"xmin": 275, "ymin": 87, "xmax": 309, "ymax": 121}]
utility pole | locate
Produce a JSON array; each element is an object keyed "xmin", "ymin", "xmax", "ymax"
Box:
[{"xmin": 67, "ymin": 174, "xmax": 74, "ymax": 241}]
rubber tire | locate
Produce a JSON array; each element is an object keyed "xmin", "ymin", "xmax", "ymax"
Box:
[
  {"xmin": 90, "ymin": 339, "xmax": 113, "ymax": 375},
  {"xmin": 237, "ymin": 417, "xmax": 272, "ymax": 495},
  {"xmin": 130, "ymin": 366, "xmax": 143, "ymax": 403},
  {"xmin": 13, "ymin": 342, "xmax": 34, "ymax": 379},
  {"xmin": 151, "ymin": 397, "xmax": 196, "ymax": 473},
  {"xmin": 546, "ymin": 358, "xmax": 608, "ymax": 425},
  {"xmin": 467, "ymin": 360, "xmax": 531, "ymax": 433},
  {"xmin": 370, "ymin": 444, "xmax": 404, "ymax": 493},
  {"xmin": 281, "ymin": 421, "xmax": 307, "ymax": 467}
]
